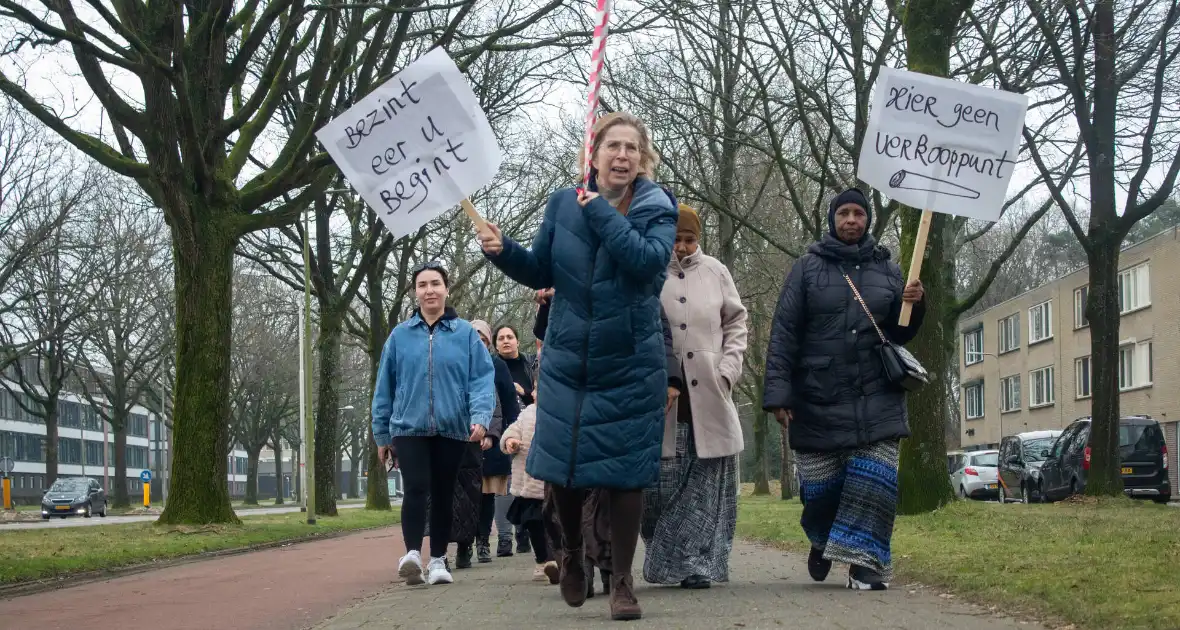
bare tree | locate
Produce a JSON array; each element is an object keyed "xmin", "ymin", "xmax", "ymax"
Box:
[
  {"xmin": 1, "ymin": 186, "xmax": 99, "ymax": 487},
  {"xmin": 0, "ymin": 102, "xmax": 86, "ymax": 369},
  {"xmin": 0, "ymin": 0, "xmax": 601, "ymax": 524},
  {"xmin": 971, "ymin": 0, "xmax": 1180, "ymax": 496},
  {"xmin": 228, "ymin": 269, "xmax": 299, "ymax": 505},
  {"xmin": 73, "ymin": 188, "xmax": 172, "ymax": 508}
]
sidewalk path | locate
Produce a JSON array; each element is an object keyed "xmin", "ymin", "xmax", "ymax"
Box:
[
  {"xmin": 1, "ymin": 525, "xmax": 1042, "ymax": 630},
  {"xmin": 316, "ymin": 540, "xmax": 1041, "ymax": 630},
  {"xmin": 0, "ymin": 524, "xmax": 408, "ymax": 630},
  {"xmin": 2, "ymin": 502, "xmax": 369, "ymax": 530}
]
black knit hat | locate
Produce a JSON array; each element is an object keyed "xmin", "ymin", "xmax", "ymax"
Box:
[
  {"xmin": 411, "ymin": 260, "xmax": 449, "ymax": 287},
  {"xmin": 827, "ymin": 187, "xmax": 872, "ymax": 239}
]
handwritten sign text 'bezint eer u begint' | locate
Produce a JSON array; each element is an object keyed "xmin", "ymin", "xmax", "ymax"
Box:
[
  {"xmin": 857, "ymin": 67, "xmax": 1029, "ymax": 222},
  {"xmin": 316, "ymin": 48, "xmax": 503, "ymax": 240}
]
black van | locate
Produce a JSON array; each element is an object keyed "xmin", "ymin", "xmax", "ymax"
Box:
[{"xmin": 1038, "ymin": 415, "xmax": 1170, "ymax": 503}]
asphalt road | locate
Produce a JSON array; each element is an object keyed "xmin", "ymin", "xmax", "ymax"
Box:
[{"xmin": 2, "ymin": 502, "xmax": 373, "ymax": 530}]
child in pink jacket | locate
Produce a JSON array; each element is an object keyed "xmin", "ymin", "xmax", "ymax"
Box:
[{"xmin": 501, "ymin": 369, "xmax": 558, "ymax": 584}]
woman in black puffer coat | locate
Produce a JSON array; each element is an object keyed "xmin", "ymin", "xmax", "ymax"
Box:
[{"xmin": 762, "ymin": 187, "xmax": 925, "ymax": 592}]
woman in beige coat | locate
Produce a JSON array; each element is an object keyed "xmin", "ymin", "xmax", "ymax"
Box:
[{"xmin": 642, "ymin": 204, "xmax": 748, "ymax": 589}]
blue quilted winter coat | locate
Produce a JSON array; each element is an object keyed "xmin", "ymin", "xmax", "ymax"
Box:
[{"xmin": 487, "ymin": 177, "xmax": 678, "ymax": 489}]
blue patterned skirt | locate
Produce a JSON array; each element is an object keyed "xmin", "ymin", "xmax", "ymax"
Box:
[{"xmin": 795, "ymin": 440, "xmax": 899, "ymax": 580}]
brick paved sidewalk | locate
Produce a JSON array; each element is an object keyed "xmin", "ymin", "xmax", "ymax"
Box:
[{"xmin": 315, "ymin": 540, "xmax": 1042, "ymax": 630}]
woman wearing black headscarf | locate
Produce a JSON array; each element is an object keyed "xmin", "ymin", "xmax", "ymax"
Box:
[{"xmin": 763, "ymin": 188, "xmax": 925, "ymax": 592}]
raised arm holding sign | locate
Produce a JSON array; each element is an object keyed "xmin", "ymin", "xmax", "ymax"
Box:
[
  {"xmin": 315, "ymin": 48, "xmax": 502, "ymax": 241},
  {"xmin": 856, "ymin": 67, "xmax": 1028, "ymax": 325}
]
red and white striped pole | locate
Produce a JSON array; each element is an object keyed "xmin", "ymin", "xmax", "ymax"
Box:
[{"xmin": 580, "ymin": 0, "xmax": 613, "ymax": 192}]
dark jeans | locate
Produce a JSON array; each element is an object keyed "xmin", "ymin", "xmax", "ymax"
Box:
[{"xmin": 395, "ymin": 435, "xmax": 468, "ymax": 559}]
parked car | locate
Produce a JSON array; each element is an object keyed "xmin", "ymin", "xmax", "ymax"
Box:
[
  {"xmin": 950, "ymin": 449, "xmax": 1000, "ymax": 499},
  {"xmin": 1038, "ymin": 415, "xmax": 1171, "ymax": 504},
  {"xmin": 40, "ymin": 477, "xmax": 107, "ymax": 519},
  {"xmin": 997, "ymin": 430, "xmax": 1063, "ymax": 503}
]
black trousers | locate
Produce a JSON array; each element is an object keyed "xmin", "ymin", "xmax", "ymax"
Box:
[
  {"xmin": 478, "ymin": 493, "xmax": 496, "ymax": 541},
  {"xmin": 395, "ymin": 436, "xmax": 468, "ymax": 559}
]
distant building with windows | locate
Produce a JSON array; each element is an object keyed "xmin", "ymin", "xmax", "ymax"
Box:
[
  {"xmin": 0, "ymin": 358, "xmax": 247, "ymax": 504},
  {"xmin": 956, "ymin": 226, "xmax": 1179, "ymax": 493}
]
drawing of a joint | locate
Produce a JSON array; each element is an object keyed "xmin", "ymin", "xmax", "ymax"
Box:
[{"xmin": 889, "ymin": 169, "xmax": 980, "ymax": 200}]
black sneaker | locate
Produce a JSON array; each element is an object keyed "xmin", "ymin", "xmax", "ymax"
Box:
[
  {"xmin": 455, "ymin": 544, "xmax": 473, "ymax": 569},
  {"xmin": 808, "ymin": 547, "xmax": 832, "ymax": 582},
  {"xmin": 846, "ymin": 564, "xmax": 889, "ymax": 591},
  {"xmin": 496, "ymin": 539, "xmax": 514, "ymax": 557},
  {"xmin": 517, "ymin": 537, "xmax": 532, "ymax": 555},
  {"xmin": 477, "ymin": 539, "xmax": 492, "ymax": 563},
  {"xmin": 680, "ymin": 575, "xmax": 711, "ymax": 589}
]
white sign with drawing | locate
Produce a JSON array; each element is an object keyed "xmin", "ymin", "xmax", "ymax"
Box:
[
  {"xmin": 856, "ymin": 67, "xmax": 1029, "ymax": 222},
  {"xmin": 316, "ymin": 48, "xmax": 503, "ymax": 240}
]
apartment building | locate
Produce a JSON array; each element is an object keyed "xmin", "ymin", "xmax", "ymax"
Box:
[
  {"xmin": 0, "ymin": 360, "xmax": 248, "ymax": 504},
  {"xmin": 956, "ymin": 226, "xmax": 1179, "ymax": 491}
]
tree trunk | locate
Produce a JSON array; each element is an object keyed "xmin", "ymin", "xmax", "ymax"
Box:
[
  {"xmin": 1081, "ymin": 0, "xmax": 1124, "ymax": 497},
  {"xmin": 158, "ymin": 221, "xmax": 239, "ymax": 525},
  {"xmin": 348, "ymin": 426, "xmax": 360, "ymax": 499},
  {"xmin": 113, "ymin": 427, "xmax": 129, "ymax": 508},
  {"xmin": 273, "ymin": 432, "xmax": 285, "ymax": 505},
  {"xmin": 44, "ymin": 400, "xmax": 59, "ymax": 488},
  {"xmin": 364, "ymin": 251, "xmax": 390, "ymax": 511},
  {"xmin": 779, "ymin": 423, "xmax": 792, "ymax": 500},
  {"xmin": 1084, "ymin": 239, "xmax": 1124, "ymax": 495},
  {"xmin": 293, "ymin": 444, "xmax": 302, "ymax": 503},
  {"xmin": 892, "ymin": 0, "xmax": 968, "ymax": 515},
  {"xmin": 314, "ymin": 309, "xmax": 342, "ymax": 516},
  {"xmin": 245, "ymin": 450, "xmax": 260, "ymax": 505}
]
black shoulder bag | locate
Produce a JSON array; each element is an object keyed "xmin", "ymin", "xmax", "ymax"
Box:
[{"xmin": 842, "ymin": 272, "xmax": 929, "ymax": 392}]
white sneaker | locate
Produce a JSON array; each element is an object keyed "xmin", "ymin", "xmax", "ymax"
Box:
[
  {"xmin": 426, "ymin": 556, "xmax": 453, "ymax": 585},
  {"xmin": 398, "ymin": 550, "xmax": 424, "ymax": 585}
]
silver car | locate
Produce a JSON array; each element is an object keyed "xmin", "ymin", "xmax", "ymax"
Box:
[{"xmin": 949, "ymin": 450, "xmax": 1000, "ymax": 500}]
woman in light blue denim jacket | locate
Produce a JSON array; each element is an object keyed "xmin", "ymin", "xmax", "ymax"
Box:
[{"xmin": 371, "ymin": 261, "xmax": 496, "ymax": 587}]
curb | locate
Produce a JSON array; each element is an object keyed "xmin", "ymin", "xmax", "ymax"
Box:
[{"xmin": 0, "ymin": 522, "xmax": 399, "ymax": 600}]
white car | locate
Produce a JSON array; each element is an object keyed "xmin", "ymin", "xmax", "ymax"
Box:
[{"xmin": 949, "ymin": 449, "xmax": 1000, "ymax": 500}]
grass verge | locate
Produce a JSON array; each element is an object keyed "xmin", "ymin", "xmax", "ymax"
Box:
[
  {"xmin": 737, "ymin": 493, "xmax": 1180, "ymax": 630},
  {"xmin": 0, "ymin": 507, "xmax": 399, "ymax": 586}
]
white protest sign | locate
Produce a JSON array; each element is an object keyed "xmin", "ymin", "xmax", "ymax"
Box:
[
  {"xmin": 315, "ymin": 48, "xmax": 502, "ymax": 240},
  {"xmin": 857, "ymin": 67, "xmax": 1029, "ymax": 222}
]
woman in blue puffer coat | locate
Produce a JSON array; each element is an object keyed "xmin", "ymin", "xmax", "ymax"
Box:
[{"xmin": 479, "ymin": 112, "xmax": 677, "ymax": 621}]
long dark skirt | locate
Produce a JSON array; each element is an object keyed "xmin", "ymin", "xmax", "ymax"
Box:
[
  {"xmin": 795, "ymin": 439, "xmax": 900, "ymax": 581},
  {"xmin": 641, "ymin": 421, "xmax": 737, "ymax": 584},
  {"xmin": 424, "ymin": 443, "xmax": 482, "ymax": 544}
]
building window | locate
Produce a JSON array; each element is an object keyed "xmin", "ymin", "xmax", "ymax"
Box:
[
  {"xmin": 85, "ymin": 440, "xmax": 105, "ymax": 466},
  {"xmin": 964, "ymin": 328, "xmax": 984, "ymax": 366},
  {"xmin": 130, "ymin": 413, "xmax": 149, "ymax": 438},
  {"xmin": 126, "ymin": 445, "xmax": 149, "ymax": 469},
  {"xmin": 1118, "ymin": 341, "xmax": 1153, "ymax": 391},
  {"xmin": 1075, "ymin": 357, "xmax": 1092, "ymax": 399},
  {"xmin": 998, "ymin": 314, "xmax": 1020, "ymax": 353},
  {"xmin": 964, "ymin": 383, "xmax": 985, "ymax": 419},
  {"xmin": 1073, "ymin": 286, "xmax": 1089, "ymax": 328},
  {"xmin": 1029, "ymin": 301, "xmax": 1053, "ymax": 343},
  {"xmin": 1030, "ymin": 366, "xmax": 1055, "ymax": 407},
  {"xmin": 1000, "ymin": 375, "xmax": 1021, "ymax": 413},
  {"xmin": 60, "ymin": 401, "xmax": 81, "ymax": 428},
  {"xmin": 1118, "ymin": 263, "xmax": 1150, "ymax": 314},
  {"xmin": 58, "ymin": 437, "xmax": 82, "ymax": 465},
  {"xmin": 82, "ymin": 407, "xmax": 103, "ymax": 432}
]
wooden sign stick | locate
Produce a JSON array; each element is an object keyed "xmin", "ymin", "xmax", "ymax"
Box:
[
  {"xmin": 460, "ymin": 198, "xmax": 490, "ymax": 235},
  {"xmin": 898, "ymin": 208, "xmax": 932, "ymax": 327}
]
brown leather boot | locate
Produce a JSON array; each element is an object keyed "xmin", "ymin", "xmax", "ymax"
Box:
[
  {"xmin": 609, "ymin": 573, "xmax": 641, "ymax": 621},
  {"xmin": 559, "ymin": 551, "xmax": 587, "ymax": 607}
]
